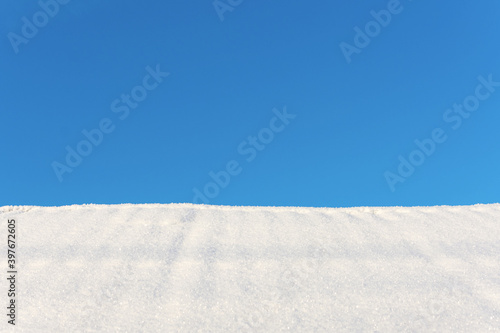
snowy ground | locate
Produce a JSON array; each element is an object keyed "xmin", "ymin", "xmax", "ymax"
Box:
[{"xmin": 1, "ymin": 203, "xmax": 499, "ymax": 332}]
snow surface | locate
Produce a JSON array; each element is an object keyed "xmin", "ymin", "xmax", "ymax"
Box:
[{"xmin": 1, "ymin": 203, "xmax": 500, "ymax": 332}]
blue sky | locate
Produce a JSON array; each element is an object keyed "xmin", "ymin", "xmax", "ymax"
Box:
[{"xmin": 1, "ymin": 0, "xmax": 499, "ymax": 207}]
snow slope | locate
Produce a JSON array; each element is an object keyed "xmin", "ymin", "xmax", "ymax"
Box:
[{"xmin": 1, "ymin": 203, "xmax": 499, "ymax": 332}]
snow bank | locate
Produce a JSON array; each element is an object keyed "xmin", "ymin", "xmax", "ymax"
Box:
[{"xmin": 1, "ymin": 203, "xmax": 499, "ymax": 332}]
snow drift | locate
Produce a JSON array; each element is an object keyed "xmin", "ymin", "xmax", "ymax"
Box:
[{"xmin": 1, "ymin": 203, "xmax": 499, "ymax": 332}]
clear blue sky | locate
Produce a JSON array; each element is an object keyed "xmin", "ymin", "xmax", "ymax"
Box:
[{"xmin": 1, "ymin": 0, "xmax": 499, "ymax": 207}]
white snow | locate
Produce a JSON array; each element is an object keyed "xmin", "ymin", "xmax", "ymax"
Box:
[{"xmin": 1, "ymin": 203, "xmax": 500, "ymax": 332}]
